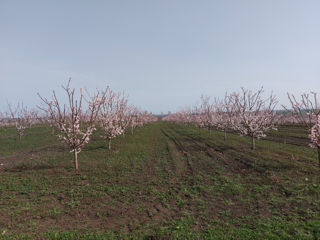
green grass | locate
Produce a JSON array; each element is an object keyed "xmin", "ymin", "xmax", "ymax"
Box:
[{"xmin": 0, "ymin": 122, "xmax": 319, "ymax": 239}]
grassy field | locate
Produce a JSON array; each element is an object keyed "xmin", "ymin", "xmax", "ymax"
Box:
[{"xmin": 0, "ymin": 122, "xmax": 319, "ymax": 239}]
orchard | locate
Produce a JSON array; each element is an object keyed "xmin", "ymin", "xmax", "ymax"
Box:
[{"xmin": 0, "ymin": 82, "xmax": 319, "ymax": 239}]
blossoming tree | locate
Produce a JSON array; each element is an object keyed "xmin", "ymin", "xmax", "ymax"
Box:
[
  {"xmin": 98, "ymin": 87, "xmax": 129, "ymax": 150},
  {"xmin": 128, "ymin": 107, "xmax": 141, "ymax": 135},
  {"xmin": 284, "ymin": 92, "xmax": 320, "ymax": 179},
  {"xmin": 199, "ymin": 95, "xmax": 216, "ymax": 132},
  {"xmin": 7, "ymin": 103, "xmax": 34, "ymax": 140},
  {"xmin": 0, "ymin": 112, "xmax": 7, "ymax": 130},
  {"xmin": 38, "ymin": 79, "xmax": 105, "ymax": 170},
  {"xmin": 233, "ymin": 87, "xmax": 278, "ymax": 150},
  {"xmin": 214, "ymin": 93, "xmax": 238, "ymax": 141}
]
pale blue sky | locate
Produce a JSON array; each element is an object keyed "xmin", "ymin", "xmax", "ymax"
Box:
[{"xmin": 1, "ymin": 0, "xmax": 320, "ymax": 113}]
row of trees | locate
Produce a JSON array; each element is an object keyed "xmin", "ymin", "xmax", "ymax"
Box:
[
  {"xmin": 0, "ymin": 104, "xmax": 39, "ymax": 139},
  {"xmin": 1, "ymin": 80, "xmax": 157, "ymax": 170},
  {"xmin": 163, "ymin": 87, "xmax": 277, "ymax": 150},
  {"xmin": 163, "ymin": 88, "xmax": 320, "ymax": 178},
  {"xmin": 2, "ymin": 84, "xmax": 320, "ymax": 176}
]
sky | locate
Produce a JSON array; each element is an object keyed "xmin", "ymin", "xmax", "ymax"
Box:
[{"xmin": 1, "ymin": 0, "xmax": 320, "ymax": 114}]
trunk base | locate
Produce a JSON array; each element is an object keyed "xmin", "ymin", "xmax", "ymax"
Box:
[
  {"xmin": 251, "ymin": 135, "xmax": 256, "ymax": 150},
  {"xmin": 74, "ymin": 151, "xmax": 79, "ymax": 171},
  {"xmin": 108, "ymin": 139, "xmax": 111, "ymax": 150},
  {"xmin": 317, "ymin": 147, "xmax": 320, "ymax": 183}
]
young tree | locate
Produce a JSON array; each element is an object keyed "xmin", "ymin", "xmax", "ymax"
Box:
[
  {"xmin": 0, "ymin": 112, "xmax": 5, "ymax": 128},
  {"xmin": 199, "ymin": 95, "xmax": 216, "ymax": 132},
  {"xmin": 284, "ymin": 92, "xmax": 319, "ymax": 125},
  {"xmin": 284, "ymin": 92, "xmax": 320, "ymax": 180},
  {"xmin": 38, "ymin": 112, "xmax": 57, "ymax": 135},
  {"xmin": 28, "ymin": 109, "xmax": 39, "ymax": 128},
  {"xmin": 38, "ymin": 79, "xmax": 105, "ymax": 170},
  {"xmin": 139, "ymin": 111, "xmax": 158, "ymax": 125},
  {"xmin": 214, "ymin": 93, "xmax": 237, "ymax": 141},
  {"xmin": 128, "ymin": 107, "xmax": 140, "ymax": 135},
  {"xmin": 99, "ymin": 87, "xmax": 128, "ymax": 150},
  {"xmin": 233, "ymin": 87, "xmax": 278, "ymax": 150},
  {"xmin": 7, "ymin": 103, "xmax": 33, "ymax": 140}
]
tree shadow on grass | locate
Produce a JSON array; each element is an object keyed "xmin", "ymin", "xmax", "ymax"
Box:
[
  {"xmin": 2, "ymin": 162, "xmax": 73, "ymax": 172},
  {"xmin": 83, "ymin": 144, "xmax": 108, "ymax": 151}
]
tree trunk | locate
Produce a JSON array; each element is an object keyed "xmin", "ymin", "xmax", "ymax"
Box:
[
  {"xmin": 224, "ymin": 128, "xmax": 227, "ymax": 141},
  {"xmin": 317, "ymin": 147, "xmax": 320, "ymax": 184},
  {"xmin": 108, "ymin": 139, "xmax": 111, "ymax": 150},
  {"xmin": 131, "ymin": 126, "xmax": 134, "ymax": 135},
  {"xmin": 74, "ymin": 150, "xmax": 78, "ymax": 171},
  {"xmin": 251, "ymin": 135, "xmax": 255, "ymax": 150}
]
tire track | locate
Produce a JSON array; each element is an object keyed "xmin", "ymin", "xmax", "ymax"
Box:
[
  {"xmin": 160, "ymin": 127, "xmax": 195, "ymax": 178},
  {"xmin": 167, "ymin": 125, "xmax": 257, "ymax": 174}
]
